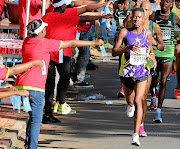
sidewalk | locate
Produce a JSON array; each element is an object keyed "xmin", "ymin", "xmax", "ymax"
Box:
[{"xmin": 0, "ymin": 104, "xmax": 29, "ymax": 148}]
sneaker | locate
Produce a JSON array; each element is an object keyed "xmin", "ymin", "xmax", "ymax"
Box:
[
  {"xmin": 75, "ymin": 82, "xmax": 94, "ymax": 88},
  {"xmin": 42, "ymin": 114, "xmax": 61, "ymax": 124},
  {"xmin": 117, "ymin": 91, "xmax": 124, "ymax": 98},
  {"xmin": 127, "ymin": 105, "xmax": 135, "ymax": 118},
  {"xmin": 57, "ymin": 103, "xmax": 76, "ymax": 114},
  {"xmin": 139, "ymin": 126, "xmax": 147, "ymax": 137},
  {"xmin": 149, "ymin": 97, "xmax": 157, "ymax": 110},
  {"xmin": 174, "ymin": 89, "xmax": 180, "ymax": 99},
  {"xmin": 132, "ymin": 133, "xmax": 140, "ymax": 146},
  {"xmin": 153, "ymin": 111, "xmax": 162, "ymax": 123},
  {"xmin": 104, "ymin": 41, "xmax": 113, "ymax": 49},
  {"xmin": 54, "ymin": 103, "xmax": 59, "ymax": 113}
]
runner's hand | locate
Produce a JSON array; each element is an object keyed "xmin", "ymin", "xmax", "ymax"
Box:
[
  {"xmin": 130, "ymin": 44, "xmax": 141, "ymax": 54},
  {"xmin": 95, "ymin": 39, "xmax": 104, "ymax": 46},
  {"xmin": 150, "ymin": 54, "xmax": 157, "ymax": 70}
]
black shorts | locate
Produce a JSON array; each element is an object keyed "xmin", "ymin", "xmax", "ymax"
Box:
[{"xmin": 120, "ymin": 76, "xmax": 148, "ymax": 90}]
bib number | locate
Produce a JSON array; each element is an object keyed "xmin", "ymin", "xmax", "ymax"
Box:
[
  {"xmin": 161, "ymin": 30, "xmax": 171, "ymax": 39},
  {"xmin": 118, "ymin": 17, "xmax": 124, "ymax": 27},
  {"xmin": 130, "ymin": 47, "xmax": 147, "ymax": 65}
]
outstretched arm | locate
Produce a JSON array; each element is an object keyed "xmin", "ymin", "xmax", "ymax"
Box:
[
  {"xmin": 77, "ymin": 0, "xmax": 111, "ymax": 16},
  {"xmin": 8, "ymin": 60, "xmax": 43, "ymax": 77},
  {"xmin": 61, "ymin": 39, "xmax": 104, "ymax": 49},
  {"xmin": 0, "ymin": 89, "xmax": 29, "ymax": 99},
  {"xmin": 79, "ymin": 13, "xmax": 113, "ymax": 22}
]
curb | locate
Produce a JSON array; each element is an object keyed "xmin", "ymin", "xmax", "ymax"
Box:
[{"xmin": 0, "ymin": 120, "xmax": 27, "ymax": 149}]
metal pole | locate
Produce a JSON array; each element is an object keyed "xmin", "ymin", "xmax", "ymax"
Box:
[
  {"xmin": 24, "ymin": 0, "xmax": 30, "ymax": 39},
  {"xmin": 42, "ymin": 0, "xmax": 46, "ymax": 16}
]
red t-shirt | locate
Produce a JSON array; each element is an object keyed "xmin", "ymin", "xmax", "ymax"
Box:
[
  {"xmin": 42, "ymin": 8, "xmax": 79, "ymax": 62},
  {"xmin": 0, "ymin": 68, "xmax": 9, "ymax": 81},
  {"xmin": 0, "ymin": 0, "xmax": 4, "ymax": 14},
  {"xmin": 18, "ymin": 0, "xmax": 42, "ymax": 37},
  {"xmin": 15, "ymin": 37, "xmax": 62, "ymax": 91},
  {"xmin": 78, "ymin": 21, "xmax": 94, "ymax": 32}
]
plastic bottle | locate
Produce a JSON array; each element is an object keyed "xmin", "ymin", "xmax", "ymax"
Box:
[{"xmin": 23, "ymin": 97, "xmax": 32, "ymax": 112}]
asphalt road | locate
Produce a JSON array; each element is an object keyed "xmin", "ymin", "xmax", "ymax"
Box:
[{"xmin": 34, "ymin": 51, "xmax": 180, "ymax": 149}]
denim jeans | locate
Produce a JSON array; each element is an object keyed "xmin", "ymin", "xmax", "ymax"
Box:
[
  {"xmin": 96, "ymin": 6, "xmax": 108, "ymax": 43},
  {"xmin": 44, "ymin": 57, "xmax": 71, "ymax": 116},
  {"xmin": 25, "ymin": 90, "xmax": 45, "ymax": 149},
  {"xmin": 74, "ymin": 31, "xmax": 92, "ymax": 83}
]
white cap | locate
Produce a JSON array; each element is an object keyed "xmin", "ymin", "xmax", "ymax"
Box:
[
  {"xmin": 34, "ymin": 22, "xmax": 48, "ymax": 34},
  {"xmin": 53, "ymin": 0, "xmax": 73, "ymax": 8},
  {"xmin": 27, "ymin": 19, "xmax": 48, "ymax": 35}
]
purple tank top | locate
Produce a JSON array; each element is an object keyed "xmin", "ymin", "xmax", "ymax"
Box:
[{"xmin": 121, "ymin": 28, "xmax": 150, "ymax": 78}]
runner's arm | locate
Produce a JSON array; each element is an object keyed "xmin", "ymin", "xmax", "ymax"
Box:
[
  {"xmin": 147, "ymin": 29, "xmax": 157, "ymax": 69},
  {"xmin": 113, "ymin": 1, "xmax": 118, "ymax": 16},
  {"xmin": 153, "ymin": 23, "xmax": 164, "ymax": 51},
  {"xmin": 112, "ymin": 28, "xmax": 140, "ymax": 56}
]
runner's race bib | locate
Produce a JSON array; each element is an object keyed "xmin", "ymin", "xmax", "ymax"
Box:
[
  {"xmin": 161, "ymin": 29, "xmax": 171, "ymax": 40},
  {"xmin": 130, "ymin": 47, "xmax": 147, "ymax": 65},
  {"xmin": 118, "ymin": 17, "xmax": 124, "ymax": 27}
]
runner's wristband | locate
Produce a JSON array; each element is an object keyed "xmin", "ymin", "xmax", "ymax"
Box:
[{"xmin": 150, "ymin": 53, "xmax": 155, "ymax": 56}]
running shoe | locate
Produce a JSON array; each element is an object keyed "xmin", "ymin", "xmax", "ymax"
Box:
[
  {"xmin": 117, "ymin": 87, "xmax": 125, "ymax": 98},
  {"xmin": 149, "ymin": 97, "xmax": 157, "ymax": 110},
  {"xmin": 132, "ymin": 133, "xmax": 140, "ymax": 146},
  {"xmin": 153, "ymin": 111, "xmax": 162, "ymax": 123},
  {"xmin": 174, "ymin": 88, "xmax": 180, "ymax": 99},
  {"xmin": 167, "ymin": 77, "xmax": 170, "ymax": 81},
  {"xmin": 171, "ymin": 70, "xmax": 176, "ymax": 74},
  {"xmin": 54, "ymin": 103, "xmax": 59, "ymax": 113},
  {"xmin": 127, "ymin": 105, "xmax": 135, "ymax": 117},
  {"xmin": 139, "ymin": 126, "xmax": 147, "ymax": 137},
  {"xmin": 104, "ymin": 41, "xmax": 113, "ymax": 49},
  {"xmin": 57, "ymin": 103, "xmax": 76, "ymax": 114}
]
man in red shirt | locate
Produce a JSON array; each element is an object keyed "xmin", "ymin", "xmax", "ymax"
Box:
[
  {"xmin": 42, "ymin": 0, "xmax": 112, "ymax": 123},
  {"xmin": 18, "ymin": 0, "xmax": 50, "ymax": 38}
]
